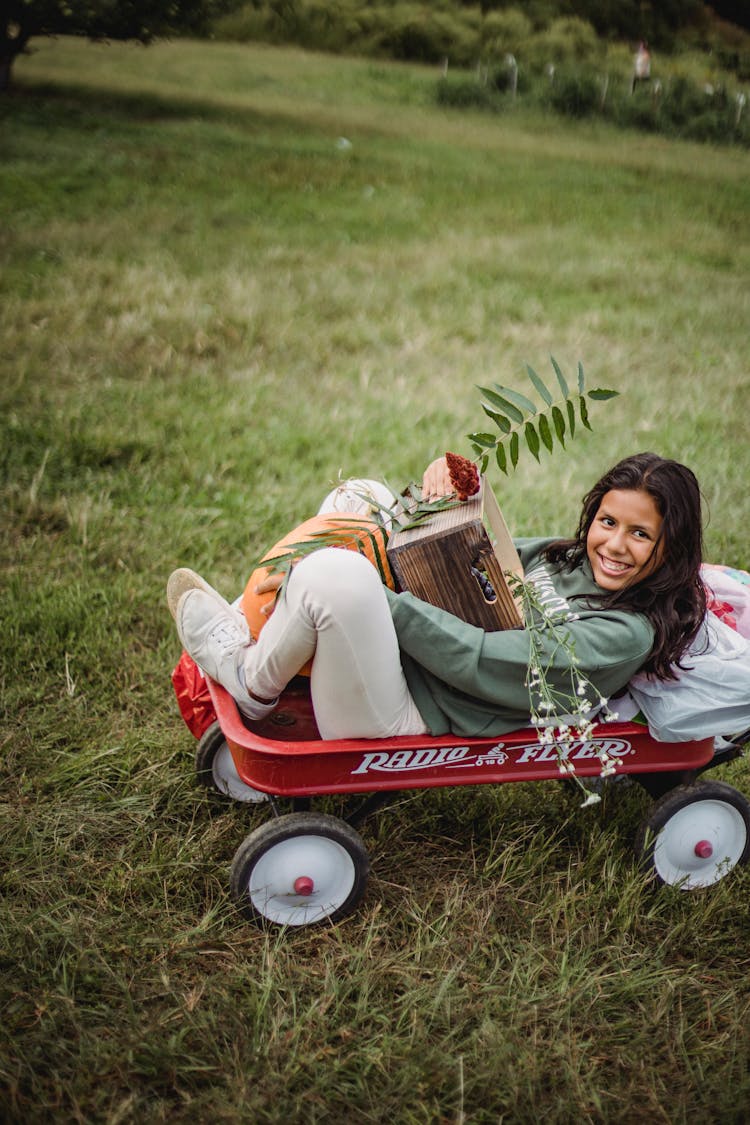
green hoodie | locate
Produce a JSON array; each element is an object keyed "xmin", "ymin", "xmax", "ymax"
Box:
[{"xmin": 385, "ymin": 537, "xmax": 654, "ymax": 736}]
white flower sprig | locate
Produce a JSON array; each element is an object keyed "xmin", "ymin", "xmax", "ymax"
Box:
[{"xmin": 507, "ymin": 573, "xmax": 620, "ymax": 807}]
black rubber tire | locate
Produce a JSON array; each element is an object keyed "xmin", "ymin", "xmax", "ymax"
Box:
[
  {"xmin": 230, "ymin": 812, "xmax": 370, "ymax": 927},
  {"xmin": 634, "ymin": 780, "xmax": 750, "ymax": 889},
  {"xmin": 195, "ymin": 721, "xmax": 268, "ymax": 803}
]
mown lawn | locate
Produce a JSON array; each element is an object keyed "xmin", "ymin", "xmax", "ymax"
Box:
[{"xmin": 2, "ymin": 36, "xmax": 750, "ymax": 1123}]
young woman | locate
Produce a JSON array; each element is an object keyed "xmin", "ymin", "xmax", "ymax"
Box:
[{"xmin": 167, "ymin": 452, "xmax": 706, "ymax": 741}]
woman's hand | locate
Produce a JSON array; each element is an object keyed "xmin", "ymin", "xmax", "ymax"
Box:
[
  {"xmin": 254, "ymin": 572, "xmax": 285, "ymax": 617},
  {"xmin": 421, "ymin": 456, "xmax": 455, "ymax": 502}
]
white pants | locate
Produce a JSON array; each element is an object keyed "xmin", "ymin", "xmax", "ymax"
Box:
[{"xmin": 242, "ymin": 548, "xmax": 428, "ymax": 740}]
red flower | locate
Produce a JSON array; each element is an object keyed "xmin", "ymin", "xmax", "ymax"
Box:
[{"xmin": 446, "ymin": 452, "xmax": 480, "ymax": 501}]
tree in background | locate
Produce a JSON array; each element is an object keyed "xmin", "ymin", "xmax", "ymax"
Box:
[
  {"xmin": 464, "ymin": 0, "xmax": 709, "ymax": 49},
  {"xmin": 1, "ymin": 0, "xmax": 242, "ymax": 91},
  {"xmin": 709, "ymin": 0, "xmax": 750, "ymax": 32}
]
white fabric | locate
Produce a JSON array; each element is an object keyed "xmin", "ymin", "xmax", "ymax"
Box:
[
  {"xmin": 242, "ymin": 548, "xmax": 428, "ymax": 740},
  {"xmin": 317, "ymin": 478, "xmax": 397, "ymax": 528}
]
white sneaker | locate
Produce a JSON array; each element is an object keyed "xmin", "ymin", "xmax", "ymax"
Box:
[
  {"xmin": 167, "ymin": 568, "xmax": 247, "ymax": 633},
  {"xmin": 167, "ymin": 570, "xmax": 277, "ymax": 723}
]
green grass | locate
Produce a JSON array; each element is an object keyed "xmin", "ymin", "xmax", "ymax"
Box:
[{"xmin": 2, "ymin": 36, "xmax": 750, "ymax": 1122}]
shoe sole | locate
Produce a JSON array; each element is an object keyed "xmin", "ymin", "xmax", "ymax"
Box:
[
  {"xmin": 167, "ymin": 569, "xmax": 248, "ymax": 632},
  {"xmin": 167, "ymin": 568, "xmax": 222, "ymax": 620}
]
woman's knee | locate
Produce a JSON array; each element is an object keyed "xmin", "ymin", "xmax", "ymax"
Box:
[
  {"xmin": 292, "ymin": 547, "xmax": 377, "ymax": 590},
  {"xmin": 288, "ymin": 548, "xmax": 384, "ymax": 617}
]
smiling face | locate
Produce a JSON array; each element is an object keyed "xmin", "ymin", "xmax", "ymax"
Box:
[{"xmin": 586, "ymin": 488, "xmax": 664, "ymax": 591}]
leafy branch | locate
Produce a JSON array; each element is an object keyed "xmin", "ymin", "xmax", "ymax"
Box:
[
  {"xmin": 260, "ymin": 517, "xmax": 394, "ymax": 589},
  {"xmin": 468, "ymin": 357, "xmax": 618, "ymax": 475},
  {"xmin": 506, "ymin": 571, "xmax": 621, "ymax": 805},
  {"xmin": 374, "ymin": 482, "xmax": 463, "ymax": 532},
  {"xmin": 257, "ymin": 491, "xmax": 462, "ymax": 591}
]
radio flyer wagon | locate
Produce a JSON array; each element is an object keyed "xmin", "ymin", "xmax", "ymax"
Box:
[{"xmin": 173, "ymin": 657, "xmax": 750, "ymax": 928}]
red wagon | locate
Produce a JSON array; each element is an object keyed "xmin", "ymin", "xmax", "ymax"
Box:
[{"xmin": 173, "ymin": 657, "xmax": 750, "ymax": 928}]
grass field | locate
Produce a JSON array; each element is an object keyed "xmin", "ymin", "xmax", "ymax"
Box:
[{"xmin": 2, "ymin": 35, "xmax": 750, "ymax": 1123}]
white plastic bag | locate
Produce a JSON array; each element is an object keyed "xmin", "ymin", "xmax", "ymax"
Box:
[
  {"xmin": 628, "ymin": 614, "xmax": 750, "ymax": 742},
  {"xmin": 701, "ymin": 563, "xmax": 750, "ymax": 638}
]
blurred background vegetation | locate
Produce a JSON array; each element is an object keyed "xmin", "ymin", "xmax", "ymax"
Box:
[
  {"xmin": 6, "ymin": 1, "xmax": 750, "ymax": 146},
  {"xmin": 212, "ymin": 0, "xmax": 750, "ymax": 146},
  {"xmin": 214, "ymin": 0, "xmax": 750, "ymax": 65}
]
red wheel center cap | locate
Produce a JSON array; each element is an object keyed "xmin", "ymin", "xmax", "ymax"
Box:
[
  {"xmin": 294, "ymin": 876, "xmax": 315, "ymax": 896},
  {"xmin": 694, "ymin": 840, "xmax": 713, "ymax": 859}
]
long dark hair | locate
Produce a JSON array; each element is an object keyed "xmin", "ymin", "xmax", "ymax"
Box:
[{"xmin": 544, "ymin": 452, "xmax": 706, "ymax": 680}]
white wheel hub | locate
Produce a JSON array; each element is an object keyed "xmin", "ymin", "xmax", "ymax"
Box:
[
  {"xmin": 212, "ymin": 743, "xmax": 268, "ymax": 803},
  {"xmin": 654, "ymin": 799, "xmax": 747, "ymax": 888},
  {"xmin": 247, "ymin": 835, "xmax": 356, "ymax": 926}
]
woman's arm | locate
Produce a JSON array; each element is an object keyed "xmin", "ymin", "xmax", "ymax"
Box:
[{"xmin": 386, "ymin": 587, "xmax": 654, "ymax": 710}]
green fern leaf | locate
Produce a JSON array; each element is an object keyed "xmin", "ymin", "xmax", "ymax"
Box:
[
  {"xmin": 495, "ymin": 383, "xmax": 538, "ymax": 416},
  {"xmin": 482, "ymin": 405, "xmax": 512, "ymax": 432},
  {"xmin": 496, "ymin": 443, "xmax": 508, "ymax": 474},
  {"xmin": 469, "ymin": 431, "xmax": 497, "ymax": 448},
  {"xmin": 551, "ymin": 355, "xmax": 569, "ymax": 397},
  {"xmin": 587, "ymin": 388, "xmax": 620, "ymax": 401},
  {"xmin": 579, "ymin": 396, "xmax": 592, "ymax": 430},
  {"xmin": 510, "ymin": 431, "xmax": 520, "ymax": 469},
  {"xmin": 552, "ymin": 404, "xmax": 566, "ymax": 446},
  {"xmin": 526, "ymin": 365, "xmax": 553, "ymax": 406},
  {"xmin": 566, "ymin": 398, "xmax": 576, "ymax": 438},
  {"xmin": 478, "ymin": 385, "xmax": 525, "ymax": 424},
  {"xmin": 538, "ymin": 412, "xmax": 554, "ymax": 452},
  {"xmin": 525, "ymin": 421, "xmax": 541, "ymax": 461}
]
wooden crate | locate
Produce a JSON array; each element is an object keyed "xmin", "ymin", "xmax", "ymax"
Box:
[{"xmin": 386, "ymin": 479, "xmax": 524, "ymax": 630}]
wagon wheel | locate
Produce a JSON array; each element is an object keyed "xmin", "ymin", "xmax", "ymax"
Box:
[
  {"xmin": 230, "ymin": 812, "xmax": 370, "ymax": 927},
  {"xmin": 195, "ymin": 721, "xmax": 269, "ymax": 804},
  {"xmin": 635, "ymin": 780, "xmax": 750, "ymax": 889}
]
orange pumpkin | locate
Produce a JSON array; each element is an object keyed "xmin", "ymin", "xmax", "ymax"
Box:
[{"xmin": 241, "ymin": 515, "xmax": 394, "ymax": 675}]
